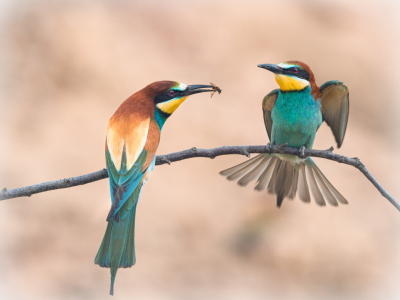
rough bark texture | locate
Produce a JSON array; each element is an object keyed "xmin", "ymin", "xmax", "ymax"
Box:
[{"xmin": 1, "ymin": 144, "xmax": 398, "ymax": 212}]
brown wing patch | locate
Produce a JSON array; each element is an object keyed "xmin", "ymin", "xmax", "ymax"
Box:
[
  {"xmin": 105, "ymin": 80, "xmax": 175, "ymax": 171},
  {"xmin": 142, "ymin": 119, "xmax": 160, "ymax": 171}
]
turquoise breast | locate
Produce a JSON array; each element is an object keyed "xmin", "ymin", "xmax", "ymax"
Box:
[{"xmin": 271, "ymin": 87, "xmax": 322, "ymax": 148}]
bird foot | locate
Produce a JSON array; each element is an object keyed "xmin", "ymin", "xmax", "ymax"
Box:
[
  {"xmin": 158, "ymin": 156, "xmax": 171, "ymax": 165},
  {"xmin": 299, "ymin": 146, "xmax": 306, "ymax": 159},
  {"xmin": 266, "ymin": 142, "xmax": 275, "ymax": 154}
]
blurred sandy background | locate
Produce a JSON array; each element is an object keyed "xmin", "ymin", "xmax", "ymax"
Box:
[{"xmin": 1, "ymin": 0, "xmax": 400, "ymax": 299}]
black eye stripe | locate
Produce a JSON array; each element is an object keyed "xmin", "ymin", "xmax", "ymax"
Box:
[
  {"xmin": 154, "ymin": 89, "xmax": 182, "ymax": 104},
  {"xmin": 281, "ymin": 67, "xmax": 310, "ymax": 81}
]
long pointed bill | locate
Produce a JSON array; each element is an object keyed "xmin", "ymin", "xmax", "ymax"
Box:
[
  {"xmin": 257, "ymin": 64, "xmax": 284, "ymax": 75},
  {"xmin": 184, "ymin": 84, "xmax": 216, "ymax": 96}
]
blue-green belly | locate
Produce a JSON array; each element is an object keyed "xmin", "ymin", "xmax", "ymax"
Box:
[{"xmin": 271, "ymin": 88, "xmax": 322, "ymax": 149}]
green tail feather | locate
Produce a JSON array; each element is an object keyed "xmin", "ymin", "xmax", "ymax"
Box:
[
  {"xmin": 95, "ymin": 191, "xmax": 139, "ymax": 295},
  {"xmin": 110, "ymin": 267, "xmax": 117, "ymax": 295}
]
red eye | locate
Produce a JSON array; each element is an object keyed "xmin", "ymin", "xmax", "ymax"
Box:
[
  {"xmin": 169, "ymin": 90, "xmax": 175, "ymax": 96},
  {"xmin": 292, "ymin": 68, "xmax": 298, "ymax": 73}
]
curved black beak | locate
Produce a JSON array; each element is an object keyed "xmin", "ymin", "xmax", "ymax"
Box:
[
  {"xmin": 257, "ymin": 63, "xmax": 284, "ymax": 75},
  {"xmin": 184, "ymin": 84, "xmax": 216, "ymax": 96}
]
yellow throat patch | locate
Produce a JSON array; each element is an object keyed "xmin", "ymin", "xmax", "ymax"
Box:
[
  {"xmin": 275, "ymin": 74, "xmax": 309, "ymax": 92},
  {"xmin": 156, "ymin": 96, "xmax": 188, "ymax": 114}
]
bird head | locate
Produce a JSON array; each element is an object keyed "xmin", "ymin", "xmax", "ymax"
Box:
[
  {"xmin": 258, "ymin": 61, "xmax": 320, "ymax": 99},
  {"xmin": 147, "ymin": 81, "xmax": 216, "ymax": 116}
]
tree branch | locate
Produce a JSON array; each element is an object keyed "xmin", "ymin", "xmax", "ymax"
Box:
[{"xmin": 1, "ymin": 144, "xmax": 398, "ymax": 212}]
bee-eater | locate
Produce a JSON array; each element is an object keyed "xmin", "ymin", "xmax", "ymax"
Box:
[
  {"xmin": 94, "ymin": 81, "xmax": 217, "ymax": 295},
  {"xmin": 220, "ymin": 61, "xmax": 349, "ymax": 207}
]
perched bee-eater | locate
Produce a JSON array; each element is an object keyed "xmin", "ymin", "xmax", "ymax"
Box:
[
  {"xmin": 220, "ymin": 61, "xmax": 349, "ymax": 207},
  {"xmin": 95, "ymin": 81, "xmax": 217, "ymax": 295}
]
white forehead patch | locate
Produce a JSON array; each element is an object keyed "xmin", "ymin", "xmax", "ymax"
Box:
[
  {"xmin": 174, "ymin": 82, "xmax": 187, "ymax": 91},
  {"xmin": 277, "ymin": 63, "xmax": 298, "ymax": 69}
]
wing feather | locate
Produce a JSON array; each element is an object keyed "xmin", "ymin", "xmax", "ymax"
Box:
[
  {"xmin": 262, "ymin": 89, "xmax": 279, "ymax": 141},
  {"xmin": 320, "ymin": 81, "xmax": 349, "ymax": 148},
  {"xmin": 105, "ymin": 118, "xmax": 160, "ymax": 221}
]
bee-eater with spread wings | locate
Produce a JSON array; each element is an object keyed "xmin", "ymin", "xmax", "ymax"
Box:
[
  {"xmin": 95, "ymin": 81, "xmax": 217, "ymax": 295},
  {"xmin": 220, "ymin": 61, "xmax": 349, "ymax": 207}
]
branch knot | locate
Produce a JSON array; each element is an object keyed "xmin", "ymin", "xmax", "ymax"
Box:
[
  {"xmin": 325, "ymin": 146, "xmax": 334, "ymax": 153},
  {"xmin": 278, "ymin": 143, "xmax": 288, "ymax": 150},
  {"xmin": 240, "ymin": 148, "xmax": 250, "ymax": 158}
]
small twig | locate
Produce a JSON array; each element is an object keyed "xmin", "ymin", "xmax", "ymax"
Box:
[
  {"xmin": 325, "ymin": 146, "xmax": 334, "ymax": 152},
  {"xmin": 0, "ymin": 145, "xmax": 398, "ymax": 213}
]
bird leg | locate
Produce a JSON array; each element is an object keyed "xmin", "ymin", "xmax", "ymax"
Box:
[
  {"xmin": 158, "ymin": 156, "xmax": 171, "ymax": 165},
  {"xmin": 266, "ymin": 141, "xmax": 275, "ymax": 154},
  {"xmin": 299, "ymin": 146, "xmax": 306, "ymax": 159},
  {"xmin": 298, "ymin": 135, "xmax": 311, "ymax": 159}
]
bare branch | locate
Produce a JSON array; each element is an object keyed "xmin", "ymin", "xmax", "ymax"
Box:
[{"xmin": 1, "ymin": 144, "xmax": 398, "ymax": 212}]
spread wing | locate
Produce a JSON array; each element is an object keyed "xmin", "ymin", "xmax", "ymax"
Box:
[
  {"xmin": 105, "ymin": 118, "xmax": 160, "ymax": 221},
  {"xmin": 262, "ymin": 89, "xmax": 279, "ymax": 141},
  {"xmin": 319, "ymin": 81, "xmax": 349, "ymax": 148}
]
